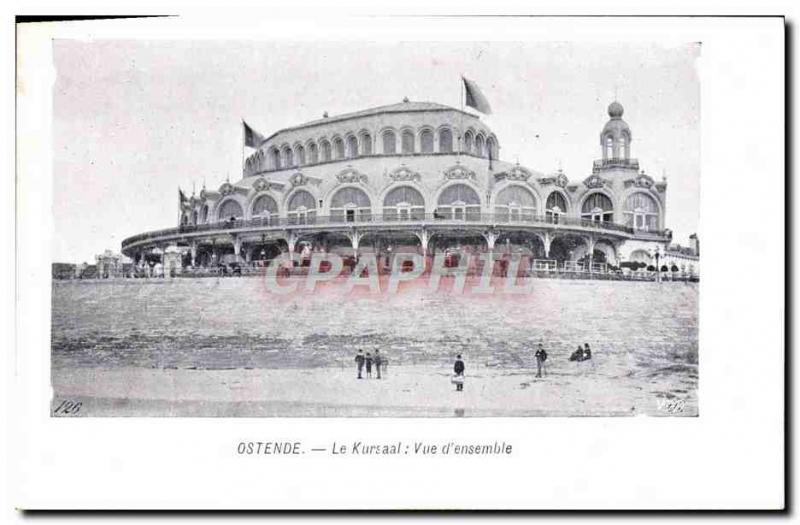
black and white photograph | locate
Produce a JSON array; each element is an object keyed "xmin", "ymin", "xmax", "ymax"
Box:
[
  {"xmin": 49, "ymin": 39, "xmax": 700, "ymax": 418},
  {"xmin": 8, "ymin": 12, "xmax": 785, "ymax": 511}
]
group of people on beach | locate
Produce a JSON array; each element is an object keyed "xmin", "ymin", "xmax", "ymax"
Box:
[
  {"xmin": 354, "ymin": 349, "xmax": 386, "ymax": 379},
  {"xmin": 568, "ymin": 343, "xmax": 593, "ymax": 363},
  {"xmin": 353, "ymin": 343, "xmax": 594, "ymax": 391}
]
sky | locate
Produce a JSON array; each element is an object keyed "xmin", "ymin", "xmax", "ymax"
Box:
[{"xmin": 52, "ymin": 40, "xmax": 700, "ymax": 264}]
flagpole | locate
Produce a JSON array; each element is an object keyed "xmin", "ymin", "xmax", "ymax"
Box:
[{"xmin": 241, "ymin": 118, "xmax": 245, "ymax": 177}]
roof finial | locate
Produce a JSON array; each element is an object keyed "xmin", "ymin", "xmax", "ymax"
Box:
[
  {"xmin": 403, "ymin": 96, "xmax": 409, "ymax": 103},
  {"xmin": 323, "ymin": 111, "xmax": 329, "ymax": 118}
]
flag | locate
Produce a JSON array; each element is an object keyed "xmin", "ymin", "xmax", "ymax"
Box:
[
  {"xmin": 462, "ymin": 76, "xmax": 492, "ymax": 114},
  {"xmin": 243, "ymin": 120, "xmax": 264, "ymax": 148}
]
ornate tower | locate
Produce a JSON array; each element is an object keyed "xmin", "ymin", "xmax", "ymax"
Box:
[{"xmin": 600, "ymin": 101, "xmax": 632, "ymax": 162}]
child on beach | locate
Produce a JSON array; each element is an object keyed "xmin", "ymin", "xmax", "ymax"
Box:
[
  {"xmin": 453, "ymin": 354, "xmax": 465, "ymax": 391},
  {"xmin": 534, "ymin": 343, "xmax": 548, "ymax": 378}
]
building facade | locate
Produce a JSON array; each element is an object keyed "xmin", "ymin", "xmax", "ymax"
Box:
[{"xmin": 121, "ymin": 99, "xmax": 679, "ymax": 272}]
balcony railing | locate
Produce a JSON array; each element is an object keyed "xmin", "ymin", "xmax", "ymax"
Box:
[
  {"xmin": 593, "ymin": 158, "xmax": 639, "ymax": 170},
  {"xmin": 122, "ymin": 213, "xmax": 668, "ymax": 249}
]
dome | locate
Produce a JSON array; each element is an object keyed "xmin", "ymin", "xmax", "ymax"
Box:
[
  {"xmin": 601, "ymin": 117, "xmax": 631, "ymax": 139},
  {"xmin": 608, "ymin": 101, "xmax": 624, "ymax": 118}
]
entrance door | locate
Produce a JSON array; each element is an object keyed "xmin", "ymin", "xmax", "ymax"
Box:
[
  {"xmin": 346, "ymin": 209, "xmax": 355, "ymax": 223},
  {"xmin": 453, "ymin": 206, "xmax": 465, "ymax": 220}
]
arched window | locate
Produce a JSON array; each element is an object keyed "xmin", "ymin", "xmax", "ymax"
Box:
[
  {"xmin": 619, "ymin": 134, "xmax": 628, "ymax": 159},
  {"xmin": 346, "ymin": 135, "xmax": 359, "ymax": 158},
  {"xmin": 191, "ymin": 209, "xmax": 198, "ymax": 225},
  {"xmin": 420, "ymin": 129, "xmax": 434, "ymax": 153},
  {"xmin": 383, "ymin": 186, "xmax": 425, "ymax": 221},
  {"xmin": 320, "ymin": 140, "xmax": 332, "ymax": 162},
  {"xmin": 439, "ymin": 128, "xmax": 453, "ymax": 153},
  {"xmin": 495, "ymin": 185, "xmax": 536, "ymax": 222},
  {"xmin": 629, "ymin": 249, "xmax": 652, "ymax": 265},
  {"xmin": 623, "ymin": 192, "xmax": 659, "ymax": 231},
  {"xmin": 282, "ymin": 147, "xmax": 294, "ymax": 167},
  {"xmin": 545, "ymin": 192, "xmax": 567, "ymax": 223},
  {"xmin": 270, "ymin": 148, "xmax": 281, "ymax": 170},
  {"xmin": 308, "ymin": 142, "xmax": 319, "ymax": 164},
  {"xmin": 252, "ymin": 194, "xmax": 278, "ymax": 223},
  {"xmin": 605, "ymin": 135, "xmax": 614, "ymax": 159},
  {"xmin": 360, "ymin": 133, "xmax": 372, "ymax": 155},
  {"xmin": 330, "ymin": 187, "xmax": 371, "ymax": 223},
  {"xmin": 382, "ymin": 130, "xmax": 396, "ymax": 154},
  {"xmin": 401, "ymin": 130, "xmax": 415, "ymax": 154},
  {"xmin": 287, "ymin": 190, "xmax": 317, "ymax": 225},
  {"xmin": 200, "ymin": 205, "xmax": 209, "ymax": 223},
  {"xmin": 295, "ymin": 145, "xmax": 306, "ymax": 166},
  {"xmin": 463, "ymin": 131, "xmax": 474, "ymax": 154},
  {"xmin": 436, "ymin": 184, "xmax": 481, "ymax": 221},
  {"xmin": 475, "ymin": 135, "xmax": 485, "ymax": 157},
  {"xmin": 487, "ymin": 137, "xmax": 498, "ymax": 160},
  {"xmin": 333, "ymin": 138, "xmax": 345, "ymax": 160},
  {"xmin": 581, "ymin": 192, "xmax": 614, "ymax": 223},
  {"xmin": 218, "ymin": 199, "xmax": 244, "ymax": 222}
]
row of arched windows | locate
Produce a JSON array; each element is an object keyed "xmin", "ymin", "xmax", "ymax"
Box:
[
  {"xmin": 199, "ymin": 186, "xmax": 660, "ymax": 231},
  {"xmin": 246, "ymin": 127, "xmax": 499, "ymax": 173}
]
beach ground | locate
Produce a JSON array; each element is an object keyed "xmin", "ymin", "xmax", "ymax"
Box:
[{"xmin": 51, "ymin": 277, "xmax": 698, "ymax": 417}]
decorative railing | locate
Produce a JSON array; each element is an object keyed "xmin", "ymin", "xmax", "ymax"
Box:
[
  {"xmin": 592, "ymin": 158, "xmax": 639, "ymax": 170},
  {"xmin": 122, "ymin": 213, "xmax": 669, "ymax": 249}
]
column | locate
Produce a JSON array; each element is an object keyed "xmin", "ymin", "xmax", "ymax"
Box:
[
  {"xmin": 233, "ymin": 235, "xmax": 242, "ymax": 259},
  {"xmin": 349, "ymin": 230, "xmax": 362, "ymax": 259},
  {"xmin": 416, "ymin": 228, "xmax": 430, "ymax": 271}
]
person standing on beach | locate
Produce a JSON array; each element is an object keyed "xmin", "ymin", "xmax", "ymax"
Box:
[
  {"xmin": 453, "ymin": 354, "xmax": 465, "ymax": 391},
  {"xmin": 355, "ymin": 349, "xmax": 365, "ymax": 379},
  {"xmin": 365, "ymin": 352, "xmax": 373, "ymax": 378},
  {"xmin": 534, "ymin": 343, "xmax": 548, "ymax": 378},
  {"xmin": 374, "ymin": 349, "xmax": 383, "ymax": 379}
]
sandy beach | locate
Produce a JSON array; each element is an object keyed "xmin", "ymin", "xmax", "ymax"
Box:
[{"xmin": 51, "ymin": 277, "xmax": 698, "ymax": 417}]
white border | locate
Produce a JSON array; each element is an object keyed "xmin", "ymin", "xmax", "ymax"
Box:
[{"xmin": 10, "ymin": 15, "xmax": 784, "ymax": 510}]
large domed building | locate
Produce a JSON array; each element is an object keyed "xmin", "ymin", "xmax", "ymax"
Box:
[{"xmin": 121, "ymin": 99, "xmax": 672, "ymax": 272}]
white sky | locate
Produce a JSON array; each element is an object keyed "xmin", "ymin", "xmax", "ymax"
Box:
[{"xmin": 52, "ymin": 40, "xmax": 700, "ymax": 263}]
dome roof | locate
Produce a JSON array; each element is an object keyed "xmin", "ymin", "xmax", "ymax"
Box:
[
  {"xmin": 601, "ymin": 101, "xmax": 631, "ymax": 139},
  {"xmin": 602, "ymin": 118, "xmax": 631, "ymax": 138}
]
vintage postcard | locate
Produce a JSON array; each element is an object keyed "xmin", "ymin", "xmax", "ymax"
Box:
[
  {"xmin": 49, "ymin": 39, "xmax": 700, "ymax": 418},
  {"xmin": 11, "ymin": 14, "xmax": 784, "ymax": 511}
]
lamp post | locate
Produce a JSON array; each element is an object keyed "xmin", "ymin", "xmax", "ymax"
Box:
[{"xmin": 654, "ymin": 246, "xmax": 661, "ymax": 283}]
